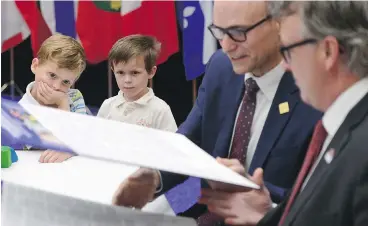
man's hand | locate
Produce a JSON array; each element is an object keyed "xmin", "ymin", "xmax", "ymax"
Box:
[
  {"xmin": 39, "ymin": 150, "xmax": 74, "ymax": 163},
  {"xmin": 199, "ymin": 168, "xmax": 272, "ymax": 225},
  {"xmin": 35, "ymin": 82, "xmax": 68, "ymax": 107},
  {"xmin": 207, "ymin": 158, "xmax": 249, "ymax": 192},
  {"xmin": 112, "ymin": 168, "xmax": 160, "ymax": 209}
]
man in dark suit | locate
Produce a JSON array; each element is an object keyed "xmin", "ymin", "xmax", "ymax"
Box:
[
  {"xmin": 198, "ymin": 1, "xmax": 368, "ymax": 226},
  {"xmin": 111, "ymin": 0, "xmax": 321, "ymax": 222}
]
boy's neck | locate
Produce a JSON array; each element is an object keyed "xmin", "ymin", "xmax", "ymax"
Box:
[{"xmin": 124, "ymin": 87, "xmax": 149, "ymax": 102}]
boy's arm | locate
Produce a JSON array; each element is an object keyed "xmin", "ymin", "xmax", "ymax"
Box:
[
  {"xmin": 155, "ymin": 105, "xmax": 178, "ymax": 132},
  {"xmin": 68, "ymin": 89, "xmax": 87, "ymax": 114}
]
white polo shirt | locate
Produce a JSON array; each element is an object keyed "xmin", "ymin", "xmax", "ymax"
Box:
[{"xmin": 97, "ymin": 88, "xmax": 177, "ymax": 132}]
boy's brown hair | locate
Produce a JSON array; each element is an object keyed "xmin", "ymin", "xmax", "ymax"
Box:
[
  {"xmin": 37, "ymin": 33, "xmax": 86, "ymax": 75},
  {"xmin": 108, "ymin": 34, "xmax": 161, "ymax": 73}
]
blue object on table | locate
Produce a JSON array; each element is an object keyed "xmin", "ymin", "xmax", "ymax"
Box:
[{"xmin": 10, "ymin": 146, "xmax": 18, "ymax": 163}]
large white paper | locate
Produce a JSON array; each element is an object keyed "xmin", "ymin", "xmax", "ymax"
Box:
[
  {"xmin": 1, "ymin": 151, "xmax": 174, "ymax": 215},
  {"xmin": 1, "ymin": 182, "xmax": 196, "ymax": 226},
  {"xmin": 21, "ymin": 103, "xmax": 259, "ymax": 189}
]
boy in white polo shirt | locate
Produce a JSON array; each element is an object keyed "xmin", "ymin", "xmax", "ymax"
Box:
[
  {"xmin": 97, "ymin": 35, "xmax": 177, "ymax": 132},
  {"xmin": 97, "ymin": 35, "xmax": 177, "ymax": 215}
]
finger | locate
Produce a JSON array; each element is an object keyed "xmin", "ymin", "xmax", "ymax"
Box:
[
  {"xmin": 225, "ymin": 217, "xmax": 248, "ymax": 226},
  {"xmin": 42, "ymin": 82, "xmax": 54, "ymax": 95},
  {"xmin": 129, "ymin": 168, "xmax": 156, "ymax": 181},
  {"xmin": 42, "ymin": 151, "xmax": 55, "ymax": 163},
  {"xmin": 228, "ymin": 165, "xmax": 246, "ymax": 175},
  {"xmin": 48, "ymin": 152, "xmax": 61, "ymax": 163},
  {"xmin": 39, "ymin": 150, "xmax": 51, "ymax": 163},
  {"xmin": 216, "ymin": 158, "xmax": 241, "ymax": 167},
  {"xmin": 250, "ymin": 168, "xmax": 264, "ymax": 187},
  {"xmin": 201, "ymin": 189, "xmax": 234, "ymax": 200},
  {"xmin": 208, "ymin": 205, "xmax": 237, "ymax": 219}
]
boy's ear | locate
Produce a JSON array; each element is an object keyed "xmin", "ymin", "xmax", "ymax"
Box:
[
  {"xmin": 30, "ymin": 58, "xmax": 39, "ymax": 74},
  {"xmin": 148, "ymin": 66, "xmax": 157, "ymax": 79}
]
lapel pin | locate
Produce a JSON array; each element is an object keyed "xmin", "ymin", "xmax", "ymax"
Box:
[
  {"xmin": 279, "ymin": 102, "xmax": 289, "ymax": 114},
  {"xmin": 324, "ymin": 148, "xmax": 335, "ymax": 164}
]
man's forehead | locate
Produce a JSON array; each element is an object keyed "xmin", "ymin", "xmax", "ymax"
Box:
[
  {"xmin": 279, "ymin": 15, "xmax": 302, "ymax": 43},
  {"xmin": 213, "ymin": 1, "xmax": 267, "ymax": 26}
]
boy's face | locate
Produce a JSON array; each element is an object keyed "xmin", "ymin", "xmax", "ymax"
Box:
[
  {"xmin": 31, "ymin": 58, "xmax": 79, "ymax": 93},
  {"xmin": 112, "ymin": 55, "xmax": 156, "ymax": 102}
]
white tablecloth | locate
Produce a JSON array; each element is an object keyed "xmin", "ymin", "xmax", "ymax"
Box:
[{"xmin": 1, "ymin": 151, "xmax": 175, "ymax": 215}]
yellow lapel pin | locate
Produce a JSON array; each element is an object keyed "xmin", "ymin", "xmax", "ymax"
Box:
[{"xmin": 279, "ymin": 102, "xmax": 289, "ymax": 114}]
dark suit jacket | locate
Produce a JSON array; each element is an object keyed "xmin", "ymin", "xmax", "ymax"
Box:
[
  {"xmin": 258, "ymin": 93, "xmax": 368, "ymax": 226},
  {"xmin": 159, "ymin": 50, "xmax": 321, "ymax": 216}
]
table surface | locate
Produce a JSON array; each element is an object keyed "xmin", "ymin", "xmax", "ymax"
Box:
[{"xmin": 1, "ymin": 151, "xmax": 175, "ymax": 215}]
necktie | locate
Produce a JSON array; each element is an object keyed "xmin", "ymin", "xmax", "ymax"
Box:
[
  {"xmin": 197, "ymin": 78, "xmax": 259, "ymax": 226},
  {"xmin": 278, "ymin": 120, "xmax": 327, "ymax": 226}
]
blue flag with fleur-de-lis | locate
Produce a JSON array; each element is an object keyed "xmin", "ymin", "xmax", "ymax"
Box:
[{"xmin": 176, "ymin": 1, "xmax": 217, "ymax": 80}]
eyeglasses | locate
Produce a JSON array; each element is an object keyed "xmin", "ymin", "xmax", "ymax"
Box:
[
  {"xmin": 208, "ymin": 15, "xmax": 272, "ymax": 42},
  {"xmin": 279, "ymin": 39, "xmax": 317, "ymax": 63}
]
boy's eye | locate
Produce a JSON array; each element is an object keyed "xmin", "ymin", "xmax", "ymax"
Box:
[
  {"xmin": 62, "ymin": 80, "xmax": 71, "ymax": 86},
  {"xmin": 132, "ymin": 71, "xmax": 140, "ymax": 75},
  {"xmin": 49, "ymin": 73, "xmax": 57, "ymax": 78}
]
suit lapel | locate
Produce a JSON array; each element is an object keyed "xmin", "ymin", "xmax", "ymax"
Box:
[
  {"xmin": 284, "ymin": 93, "xmax": 368, "ymax": 225},
  {"xmin": 213, "ymin": 73, "xmax": 245, "ymax": 158},
  {"xmin": 249, "ymin": 72, "xmax": 299, "ymax": 174}
]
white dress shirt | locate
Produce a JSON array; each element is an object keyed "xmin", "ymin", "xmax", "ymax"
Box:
[
  {"xmin": 302, "ymin": 77, "xmax": 368, "ymax": 190},
  {"xmin": 228, "ymin": 63, "xmax": 285, "ymax": 170}
]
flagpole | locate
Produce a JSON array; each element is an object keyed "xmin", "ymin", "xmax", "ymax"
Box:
[
  {"xmin": 108, "ymin": 63, "xmax": 113, "ymax": 98},
  {"xmin": 192, "ymin": 79, "xmax": 197, "ymax": 105},
  {"xmin": 10, "ymin": 48, "xmax": 15, "ymax": 99}
]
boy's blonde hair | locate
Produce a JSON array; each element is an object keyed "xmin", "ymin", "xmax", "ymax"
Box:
[
  {"xmin": 108, "ymin": 34, "xmax": 161, "ymax": 73},
  {"xmin": 37, "ymin": 34, "xmax": 86, "ymax": 75}
]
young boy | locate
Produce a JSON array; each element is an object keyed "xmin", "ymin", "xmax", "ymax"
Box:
[
  {"xmin": 19, "ymin": 33, "xmax": 87, "ymax": 163},
  {"xmin": 97, "ymin": 34, "xmax": 177, "ymax": 132},
  {"xmin": 97, "ymin": 35, "xmax": 177, "ymax": 215}
]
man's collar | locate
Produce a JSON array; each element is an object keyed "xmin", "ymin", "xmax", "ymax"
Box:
[{"xmin": 244, "ymin": 62, "xmax": 285, "ymax": 101}]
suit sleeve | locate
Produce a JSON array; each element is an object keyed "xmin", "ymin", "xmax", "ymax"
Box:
[
  {"xmin": 157, "ymin": 54, "xmax": 214, "ymax": 195},
  {"xmin": 353, "ymin": 163, "xmax": 368, "ymax": 226}
]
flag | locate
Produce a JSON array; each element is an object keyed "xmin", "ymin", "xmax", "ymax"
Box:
[
  {"xmin": 76, "ymin": 0, "xmax": 179, "ymax": 64},
  {"xmin": 15, "ymin": 1, "xmax": 79, "ymax": 56},
  {"xmin": 1, "ymin": 1, "xmax": 30, "ymax": 52},
  {"xmin": 176, "ymin": 1, "xmax": 217, "ymax": 80}
]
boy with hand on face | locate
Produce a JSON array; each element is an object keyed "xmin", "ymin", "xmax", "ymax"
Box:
[{"xmin": 19, "ymin": 34, "xmax": 87, "ymax": 163}]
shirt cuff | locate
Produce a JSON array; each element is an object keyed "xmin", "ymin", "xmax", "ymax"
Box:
[{"xmin": 155, "ymin": 170, "xmax": 163, "ymax": 194}]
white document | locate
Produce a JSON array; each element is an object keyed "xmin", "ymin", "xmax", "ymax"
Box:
[
  {"xmin": 21, "ymin": 103, "xmax": 259, "ymax": 189},
  {"xmin": 1, "ymin": 151, "xmax": 174, "ymax": 215},
  {"xmin": 1, "ymin": 182, "xmax": 196, "ymax": 226}
]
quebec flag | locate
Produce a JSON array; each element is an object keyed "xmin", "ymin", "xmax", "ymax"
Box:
[
  {"xmin": 176, "ymin": 1, "xmax": 217, "ymax": 80},
  {"xmin": 38, "ymin": 0, "xmax": 78, "ymax": 39}
]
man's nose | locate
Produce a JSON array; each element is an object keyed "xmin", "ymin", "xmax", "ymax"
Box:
[{"xmin": 219, "ymin": 34, "xmax": 237, "ymax": 53}]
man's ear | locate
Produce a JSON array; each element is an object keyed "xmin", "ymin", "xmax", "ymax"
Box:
[
  {"xmin": 148, "ymin": 66, "xmax": 157, "ymax": 79},
  {"xmin": 30, "ymin": 58, "xmax": 39, "ymax": 74}
]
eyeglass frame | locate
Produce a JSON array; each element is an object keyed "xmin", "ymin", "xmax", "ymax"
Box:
[
  {"xmin": 207, "ymin": 15, "xmax": 272, "ymax": 43},
  {"xmin": 279, "ymin": 39, "xmax": 318, "ymax": 63}
]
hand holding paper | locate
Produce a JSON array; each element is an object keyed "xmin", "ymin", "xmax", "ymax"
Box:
[{"xmin": 113, "ymin": 168, "xmax": 160, "ymax": 208}]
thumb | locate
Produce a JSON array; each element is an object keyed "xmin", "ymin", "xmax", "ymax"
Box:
[{"xmin": 250, "ymin": 168, "xmax": 264, "ymax": 187}]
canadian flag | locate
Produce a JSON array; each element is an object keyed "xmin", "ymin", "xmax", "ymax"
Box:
[{"xmin": 1, "ymin": 1, "xmax": 30, "ymax": 52}]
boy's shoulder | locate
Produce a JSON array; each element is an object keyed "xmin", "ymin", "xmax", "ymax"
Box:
[
  {"xmin": 101, "ymin": 94, "xmax": 121, "ymax": 106},
  {"xmin": 67, "ymin": 89, "xmax": 84, "ymax": 102},
  {"xmin": 147, "ymin": 95, "xmax": 171, "ymax": 112}
]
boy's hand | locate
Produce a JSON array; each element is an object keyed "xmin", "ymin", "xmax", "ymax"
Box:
[
  {"xmin": 39, "ymin": 150, "xmax": 74, "ymax": 163},
  {"xmin": 36, "ymin": 82, "xmax": 68, "ymax": 106}
]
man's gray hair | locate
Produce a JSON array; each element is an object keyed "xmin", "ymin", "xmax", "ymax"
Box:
[{"xmin": 268, "ymin": 1, "xmax": 368, "ymax": 79}]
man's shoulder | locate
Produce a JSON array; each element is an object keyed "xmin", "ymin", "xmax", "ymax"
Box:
[{"xmin": 207, "ymin": 49, "xmax": 232, "ymax": 71}]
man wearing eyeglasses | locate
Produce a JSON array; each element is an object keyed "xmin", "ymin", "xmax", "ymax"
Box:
[
  {"xmin": 198, "ymin": 1, "xmax": 368, "ymax": 226},
  {"xmin": 111, "ymin": 0, "xmax": 321, "ymax": 223}
]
